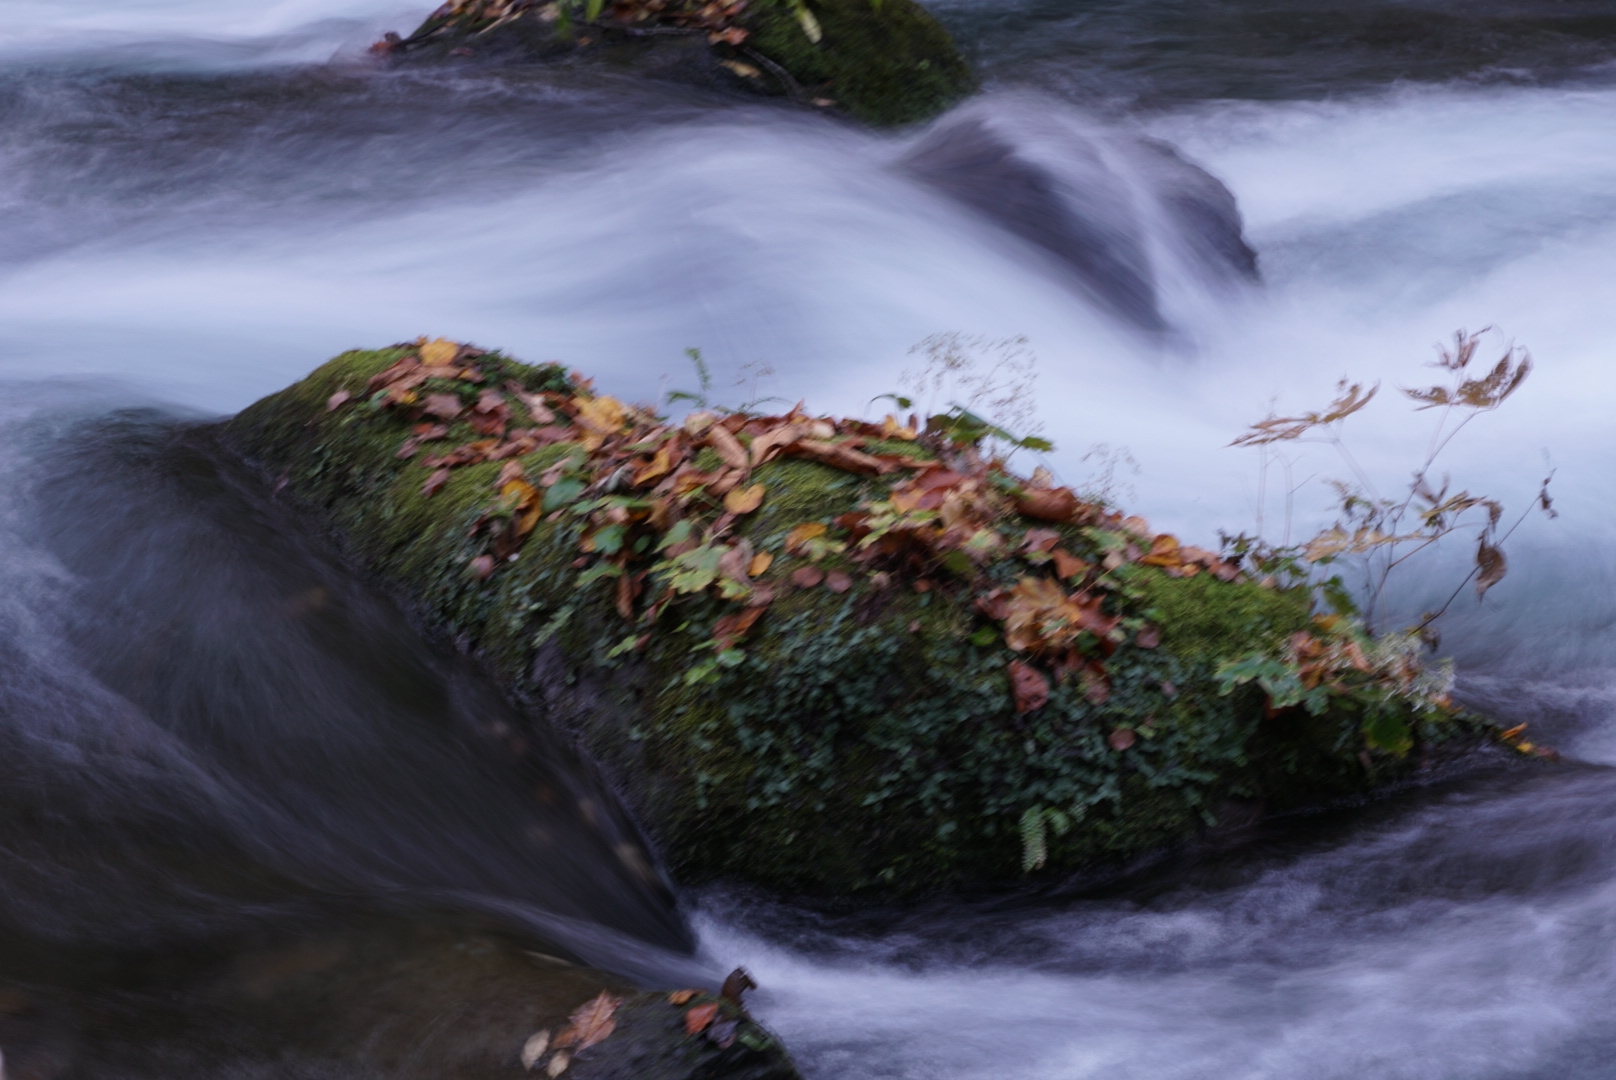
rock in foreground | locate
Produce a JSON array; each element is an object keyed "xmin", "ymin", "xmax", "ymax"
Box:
[{"xmin": 224, "ymin": 342, "xmax": 1485, "ymax": 900}]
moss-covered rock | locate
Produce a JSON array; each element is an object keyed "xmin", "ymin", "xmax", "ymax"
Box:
[
  {"xmin": 380, "ymin": 0, "xmax": 975, "ymax": 127},
  {"xmin": 222, "ymin": 344, "xmax": 1487, "ymax": 901}
]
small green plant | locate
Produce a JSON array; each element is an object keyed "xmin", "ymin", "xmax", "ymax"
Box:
[{"xmin": 666, "ymin": 347, "xmax": 714, "ymax": 409}]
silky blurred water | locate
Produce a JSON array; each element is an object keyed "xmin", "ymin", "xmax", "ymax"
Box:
[{"xmin": 2, "ymin": 2, "xmax": 1616, "ymax": 1077}]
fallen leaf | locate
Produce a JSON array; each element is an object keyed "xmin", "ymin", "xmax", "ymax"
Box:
[
  {"xmin": 1017, "ymin": 487, "xmax": 1078, "ymax": 523},
  {"xmin": 419, "ymin": 338, "xmax": 459, "ymax": 366},
  {"xmin": 719, "ymin": 58, "xmax": 761, "ymax": 77},
  {"xmin": 521, "ymin": 1031, "xmax": 551, "ymax": 1070},
  {"xmin": 546, "ymin": 1051, "xmax": 569, "ymax": 1078},
  {"xmin": 326, "ymin": 389, "xmax": 351, "ymax": 411},
  {"xmin": 785, "ymin": 522, "xmax": 827, "ymax": 553},
  {"xmin": 709, "ymin": 26, "xmax": 749, "ymax": 45},
  {"xmin": 825, "ymin": 570, "xmax": 852, "ymax": 593},
  {"xmin": 471, "ymin": 554, "xmax": 496, "ymax": 580},
  {"xmin": 790, "ymin": 439, "xmax": 890, "ymax": 475},
  {"xmin": 685, "ymin": 1002, "xmax": 719, "ymax": 1035},
  {"xmin": 636, "ymin": 444, "xmax": 677, "ymax": 485},
  {"xmin": 748, "ymin": 551, "xmax": 774, "ymax": 577},
  {"xmin": 792, "ymin": 566, "xmax": 824, "ymax": 588},
  {"xmin": 724, "ymin": 483, "xmax": 765, "ymax": 514},
  {"xmin": 1136, "ymin": 624, "xmax": 1161, "ymax": 649},
  {"xmin": 1051, "ymin": 549, "xmax": 1090, "ymax": 579},
  {"xmin": 423, "ymin": 393, "xmax": 464, "ymax": 421},
  {"xmin": 1008, "ymin": 660, "xmax": 1049, "ymax": 713},
  {"xmin": 1022, "ymin": 528, "xmax": 1061, "ymax": 554},
  {"xmin": 709, "ymin": 468, "xmax": 745, "ymax": 496},
  {"xmin": 748, "ymin": 423, "xmax": 804, "ymax": 466},
  {"xmin": 423, "ymin": 468, "xmax": 451, "ymax": 497},
  {"xmin": 707, "ymin": 424, "xmax": 750, "ymax": 471},
  {"xmin": 553, "ymin": 991, "xmax": 621, "ymax": 1052},
  {"xmin": 668, "ymin": 990, "xmax": 699, "ymax": 1005},
  {"xmin": 1139, "ymin": 534, "xmax": 1182, "ymax": 568},
  {"xmin": 1108, "ymin": 727, "xmax": 1136, "ymax": 751}
]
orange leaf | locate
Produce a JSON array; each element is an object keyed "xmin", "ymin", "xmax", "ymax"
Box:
[
  {"xmin": 1139, "ymin": 534, "xmax": 1182, "ymax": 567},
  {"xmin": 668, "ymin": 990, "xmax": 699, "ymax": 1006},
  {"xmin": 1016, "ymin": 487, "xmax": 1077, "ymax": 523},
  {"xmin": 748, "ymin": 551, "xmax": 774, "ymax": 577},
  {"xmin": 724, "ymin": 483, "xmax": 766, "ymax": 514},
  {"xmin": 748, "ymin": 423, "xmax": 804, "ymax": 467},
  {"xmin": 635, "ymin": 444, "xmax": 677, "ymax": 486},
  {"xmin": 684, "ymin": 1003, "xmax": 719, "ymax": 1036},
  {"xmin": 1051, "ymin": 549, "xmax": 1090, "ymax": 579}
]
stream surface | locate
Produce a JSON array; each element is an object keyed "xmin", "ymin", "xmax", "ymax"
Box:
[{"xmin": 3, "ymin": 1, "xmax": 1616, "ymax": 1077}]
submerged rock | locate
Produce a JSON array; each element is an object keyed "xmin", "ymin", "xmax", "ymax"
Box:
[
  {"xmin": 899, "ymin": 105, "xmax": 1259, "ymax": 333},
  {"xmin": 223, "ymin": 344, "xmax": 1488, "ymax": 902},
  {"xmin": 376, "ymin": 0, "xmax": 975, "ymax": 127}
]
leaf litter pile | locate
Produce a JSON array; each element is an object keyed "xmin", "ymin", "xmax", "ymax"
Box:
[{"xmin": 337, "ymin": 338, "xmax": 1275, "ymax": 718}]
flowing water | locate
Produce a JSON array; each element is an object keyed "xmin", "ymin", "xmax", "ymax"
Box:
[{"xmin": 3, "ymin": 1, "xmax": 1616, "ymax": 1076}]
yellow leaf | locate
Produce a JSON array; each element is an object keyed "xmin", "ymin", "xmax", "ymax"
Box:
[
  {"xmin": 546, "ymin": 1050, "xmax": 570, "ymax": 1077},
  {"xmin": 635, "ymin": 444, "xmax": 676, "ymax": 485},
  {"xmin": 521, "ymin": 1031, "xmax": 551, "ymax": 1070},
  {"xmin": 724, "ymin": 483, "xmax": 766, "ymax": 515},
  {"xmin": 785, "ymin": 522, "xmax": 827, "ymax": 554},
  {"xmin": 748, "ymin": 551, "xmax": 773, "ymax": 577},
  {"xmin": 574, "ymin": 395, "xmax": 627, "ymax": 436},
  {"xmin": 419, "ymin": 338, "xmax": 459, "ymax": 366}
]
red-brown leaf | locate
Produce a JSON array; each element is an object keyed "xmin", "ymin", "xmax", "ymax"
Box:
[
  {"xmin": 422, "ymin": 468, "xmax": 451, "ymax": 497},
  {"xmin": 554, "ymin": 991, "xmax": 621, "ymax": 1052},
  {"xmin": 792, "ymin": 566, "xmax": 824, "ymax": 588},
  {"xmin": 684, "ymin": 1003, "xmax": 719, "ymax": 1036},
  {"xmin": 1008, "ymin": 660, "xmax": 1049, "ymax": 714}
]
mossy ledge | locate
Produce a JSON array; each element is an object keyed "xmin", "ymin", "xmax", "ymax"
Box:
[
  {"xmin": 377, "ymin": 0, "xmax": 975, "ymax": 127},
  {"xmin": 222, "ymin": 344, "xmax": 1493, "ymax": 901}
]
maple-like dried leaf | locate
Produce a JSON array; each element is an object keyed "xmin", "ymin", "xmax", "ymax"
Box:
[
  {"xmin": 554, "ymin": 991, "xmax": 620, "ymax": 1052},
  {"xmin": 724, "ymin": 483, "xmax": 765, "ymax": 514},
  {"xmin": 684, "ymin": 1002, "xmax": 719, "ymax": 1036},
  {"xmin": 419, "ymin": 338, "xmax": 460, "ymax": 366},
  {"xmin": 1008, "ymin": 660, "xmax": 1049, "ymax": 714}
]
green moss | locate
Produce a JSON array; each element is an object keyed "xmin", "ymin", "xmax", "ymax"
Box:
[
  {"xmin": 223, "ymin": 349, "xmax": 1483, "ymax": 901},
  {"xmin": 1132, "ymin": 570, "xmax": 1313, "ymax": 660},
  {"xmin": 744, "ymin": 0, "xmax": 975, "ymax": 126}
]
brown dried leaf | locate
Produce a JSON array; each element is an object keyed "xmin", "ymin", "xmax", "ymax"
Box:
[
  {"xmin": 423, "ymin": 394, "xmax": 464, "ymax": 421},
  {"xmin": 825, "ymin": 570, "xmax": 852, "ymax": 593},
  {"xmin": 667, "ymin": 990, "xmax": 699, "ymax": 1006},
  {"xmin": 792, "ymin": 566, "xmax": 824, "ymax": 588},
  {"xmin": 748, "ymin": 423, "xmax": 804, "ymax": 467},
  {"xmin": 422, "ymin": 468, "xmax": 451, "ymax": 497},
  {"xmin": 748, "ymin": 551, "xmax": 774, "ymax": 577},
  {"xmin": 1051, "ymin": 549, "xmax": 1090, "ymax": 579},
  {"xmin": 706, "ymin": 424, "xmax": 750, "ymax": 471},
  {"xmin": 791, "ymin": 439, "xmax": 890, "ymax": 475},
  {"xmin": 1107, "ymin": 727, "xmax": 1136, "ymax": 751},
  {"xmin": 1016, "ymin": 487, "xmax": 1077, "ymax": 523},
  {"xmin": 1476, "ymin": 539, "xmax": 1507, "ymax": 598},
  {"xmin": 326, "ymin": 389, "xmax": 352, "ymax": 411}
]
